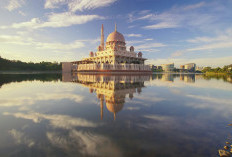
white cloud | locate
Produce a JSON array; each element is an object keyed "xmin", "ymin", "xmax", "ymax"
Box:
[
  {"xmin": 125, "ymin": 34, "xmax": 142, "ymax": 37},
  {"xmin": 5, "ymin": 0, "xmax": 25, "ymax": 11},
  {"xmin": 130, "ymin": 2, "xmax": 227, "ymax": 31},
  {"xmin": 135, "ymin": 43, "xmax": 166, "ymax": 52},
  {"xmin": 172, "ymin": 29, "xmax": 232, "ymax": 56},
  {"xmin": 183, "ymin": 2, "xmax": 205, "ymax": 10},
  {"xmin": 5, "ymin": 12, "xmax": 104, "ymax": 29},
  {"xmin": 187, "ymin": 41, "xmax": 232, "ymax": 51},
  {"xmin": 144, "ymin": 38, "xmax": 153, "ymax": 41},
  {"xmin": 143, "ymin": 22, "xmax": 178, "ymax": 30},
  {"xmin": 0, "ymin": 34, "xmax": 85, "ymax": 50},
  {"xmin": 44, "ymin": 0, "xmax": 117, "ymax": 12}
]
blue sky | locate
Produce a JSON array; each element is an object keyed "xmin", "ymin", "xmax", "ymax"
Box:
[{"xmin": 0, "ymin": 0, "xmax": 232, "ymax": 67}]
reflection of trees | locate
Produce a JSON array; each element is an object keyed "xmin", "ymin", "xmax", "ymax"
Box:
[
  {"xmin": 0, "ymin": 74, "xmax": 61, "ymax": 88},
  {"xmin": 203, "ymin": 73, "xmax": 232, "ymax": 84}
]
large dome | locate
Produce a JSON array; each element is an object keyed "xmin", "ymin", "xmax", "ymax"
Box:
[{"xmin": 106, "ymin": 31, "xmax": 125, "ymax": 43}]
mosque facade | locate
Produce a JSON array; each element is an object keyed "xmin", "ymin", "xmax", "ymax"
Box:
[{"xmin": 62, "ymin": 24, "xmax": 151, "ymax": 73}]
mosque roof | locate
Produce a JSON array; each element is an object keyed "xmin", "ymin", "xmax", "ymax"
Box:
[{"xmin": 106, "ymin": 24, "xmax": 125, "ymax": 43}]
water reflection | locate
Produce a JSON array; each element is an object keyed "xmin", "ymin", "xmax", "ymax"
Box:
[
  {"xmin": 0, "ymin": 73, "xmax": 232, "ymax": 157},
  {"xmin": 63, "ymin": 73, "xmax": 150, "ymax": 120}
]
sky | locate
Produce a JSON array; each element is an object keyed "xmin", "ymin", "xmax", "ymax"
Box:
[{"xmin": 0, "ymin": 0, "xmax": 232, "ymax": 67}]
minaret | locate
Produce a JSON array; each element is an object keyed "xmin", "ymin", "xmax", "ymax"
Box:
[{"xmin": 101, "ymin": 24, "xmax": 104, "ymax": 50}]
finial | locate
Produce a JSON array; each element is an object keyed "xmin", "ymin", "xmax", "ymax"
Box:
[{"xmin": 115, "ymin": 23, "xmax": 117, "ymax": 32}]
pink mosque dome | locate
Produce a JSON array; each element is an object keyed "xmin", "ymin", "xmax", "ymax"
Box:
[{"xmin": 106, "ymin": 24, "xmax": 125, "ymax": 43}]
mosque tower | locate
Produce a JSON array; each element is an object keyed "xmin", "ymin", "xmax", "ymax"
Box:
[{"xmin": 100, "ymin": 24, "xmax": 104, "ymax": 51}]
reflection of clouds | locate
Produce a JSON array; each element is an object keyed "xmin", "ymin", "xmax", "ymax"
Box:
[
  {"xmin": 9, "ymin": 129, "xmax": 35, "ymax": 147},
  {"xmin": 185, "ymin": 94, "xmax": 232, "ymax": 117},
  {"xmin": 186, "ymin": 94, "xmax": 232, "ymax": 105},
  {"xmin": 144, "ymin": 115, "xmax": 172, "ymax": 121},
  {"xmin": 138, "ymin": 114, "xmax": 175, "ymax": 130},
  {"xmin": 126, "ymin": 107, "xmax": 140, "ymax": 110},
  {"xmin": 0, "ymin": 93, "xmax": 83, "ymax": 107},
  {"xmin": 134, "ymin": 94, "xmax": 165, "ymax": 106},
  {"xmin": 47, "ymin": 130, "xmax": 122, "ymax": 157},
  {"xmin": 4, "ymin": 111, "xmax": 122, "ymax": 156},
  {"xmin": 4, "ymin": 112, "xmax": 97, "ymax": 128}
]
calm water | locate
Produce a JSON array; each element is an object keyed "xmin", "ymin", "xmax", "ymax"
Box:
[{"xmin": 0, "ymin": 73, "xmax": 232, "ymax": 157}]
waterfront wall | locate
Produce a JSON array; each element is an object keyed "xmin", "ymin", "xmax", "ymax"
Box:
[{"xmin": 75, "ymin": 63, "xmax": 151, "ymax": 72}]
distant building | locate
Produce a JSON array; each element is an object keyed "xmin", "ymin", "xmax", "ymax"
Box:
[
  {"xmin": 161, "ymin": 63, "xmax": 174, "ymax": 72},
  {"xmin": 196, "ymin": 66, "xmax": 203, "ymax": 71},
  {"xmin": 180, "ymin": 63, "xmax": 196, "ymax": 72},
  {"xmin": 180, "ymin": 65, "xmax": 185, "ymax": 70}
]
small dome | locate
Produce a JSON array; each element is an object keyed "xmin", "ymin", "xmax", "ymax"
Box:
[{"xmin": 106, "ymin": 31, "xmax": 125, "ymax": 43}]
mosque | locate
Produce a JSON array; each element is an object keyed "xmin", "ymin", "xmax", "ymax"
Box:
[{"xmin": 62, "ymin": 24, "xmax": 151, "ymax": 73}]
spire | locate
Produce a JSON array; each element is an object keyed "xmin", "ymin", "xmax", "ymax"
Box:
[
  {"xmin": 115, "ymin": 23, "xmax": 117, "ymax": 32},
  {"xmin": 100, "ymin": 24, "xmax": 104, "ymax": 51}
]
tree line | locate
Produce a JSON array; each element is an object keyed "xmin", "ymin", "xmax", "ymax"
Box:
[
  {"xmin": 0, "ymin": 56, "xmax": 62, "ymax": 71},
  {"xmin": 202, "ymin": 64, "xmax": 232, "ymax": 74}
]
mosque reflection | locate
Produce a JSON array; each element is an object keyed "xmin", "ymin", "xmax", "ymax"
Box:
[{"xmin": 63, "ymin": 73, "xmax": 150, "ymax": 120}]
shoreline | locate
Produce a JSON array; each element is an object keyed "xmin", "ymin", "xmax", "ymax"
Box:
[{"xmin": 0, "ymin": 71, "xmax": 62, "ymax": 74}]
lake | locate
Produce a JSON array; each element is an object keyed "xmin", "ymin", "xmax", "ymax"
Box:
[{"xmin": 0, "ymin": 73, "xmax": 232, "ymax": 157}]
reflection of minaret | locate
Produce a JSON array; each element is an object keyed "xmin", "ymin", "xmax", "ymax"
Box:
[
  {"xmin": 98, "ymin": 94, "xmax": 104, "ymax": 120},
  {"xmin": 100, "ymin": 96, "xmax": 104, "ymax": 120},
  {"xmin": 101, "ymin": 24, "xmax": 104, "ymax": 50}
]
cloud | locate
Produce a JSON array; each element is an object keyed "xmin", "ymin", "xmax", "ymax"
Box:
[
  {"xmin": 187, "ymin": 41, "xmax": 232, "ymax": 51},
  {"xmin": 143, "ymin": 22, "xmax": 178, "ymax": 30},
  {"xmin": 171, "ymin": 29, "xmax": 232, "ymax": 56},
  {"xmin": 44, "ymin": 0, "xmax": 117, "ymax": 12},
  {"xmin": 144, "ymin": 38, "xmax": 153, "ymax": 41},
  {"xmin": 5, "ymin": 0, "xmax": 25, "ymax": 11},
  {"xmin": 9, "ymin": 129, "xmax": 35, "ymax": 147},
  {"xmin": 130, "ymin": 2, "xmax": 228, "ymax": 31},
  {"xmin": 125, "ymin": 34, "xmax": 142, "ymax": 37},
  {"xmin": 0, "ymin": 34, "xmax": 85, "ymax": 50},
  {"xmin": 135, "ymin": 43, "xmax": 166, "ymax": 52},
  {"xmin": 183, "ymin": 2, "xmax": 205, "ymax": 10},
  {"xmin": 3, "ymin": 12, "xmax": 104, "ymax": 29}
]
